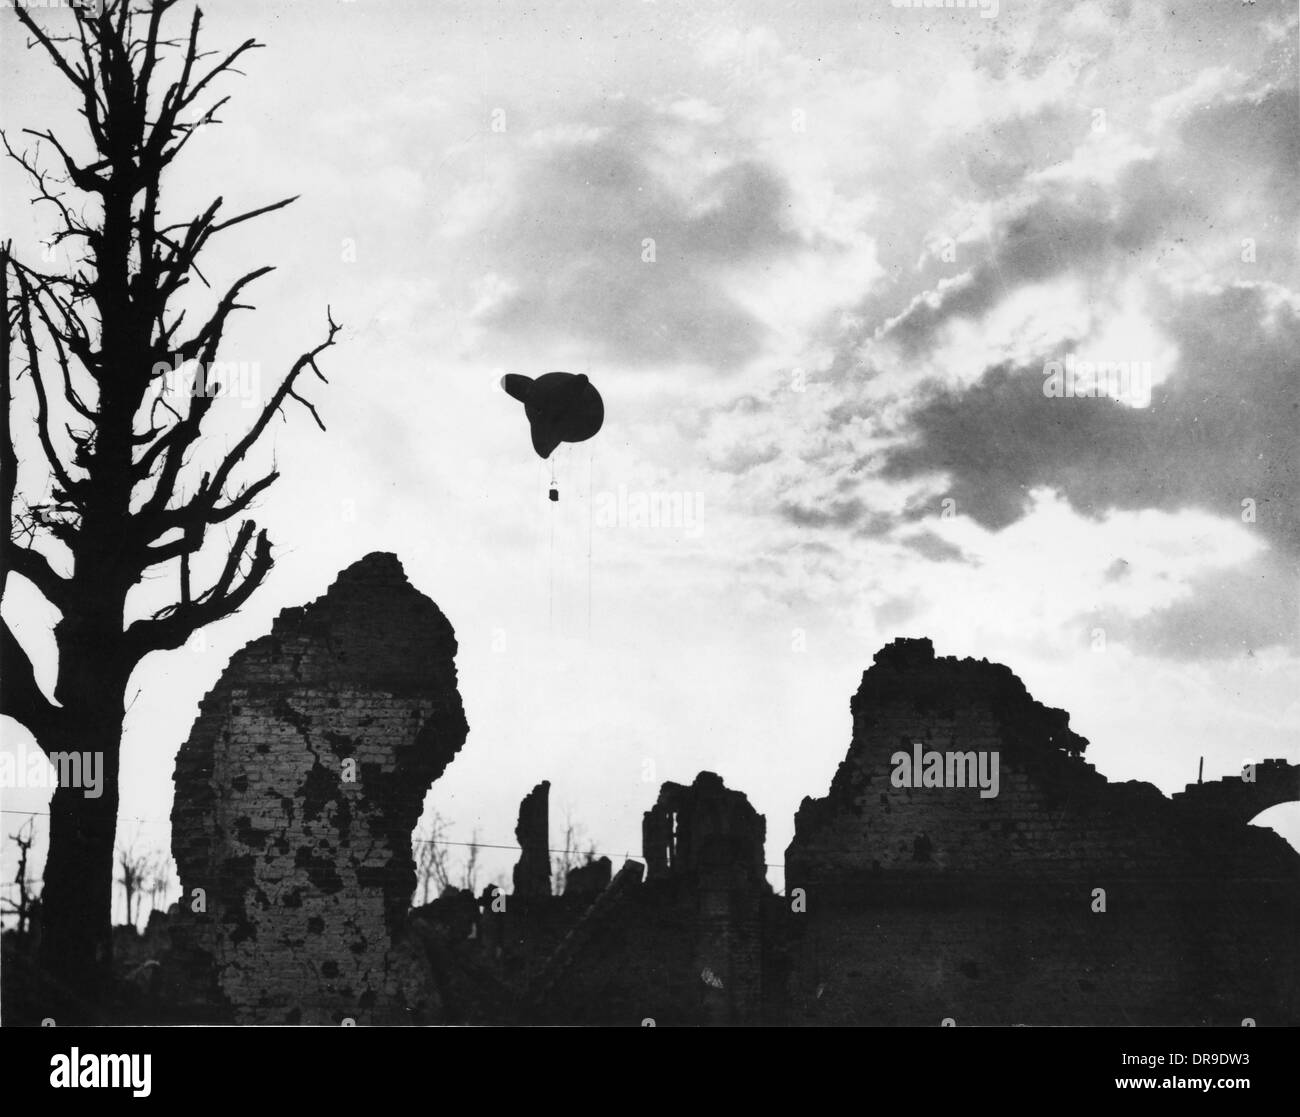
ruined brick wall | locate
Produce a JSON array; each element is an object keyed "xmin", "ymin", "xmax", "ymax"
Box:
[
  {"xmin": 782, "ymin": 638, "xmax": 1300, "ymax": 1025},
  {"xmin": 1172, "ymin": 759, "xmax": 1300, "ymax": 825},
  {"xmin": 643, "ymin": 771, "xmax": 768, "ymax": 886},
  {"xmin": 526, "ymin": 774, "xmax": 770, "ymax": 1025},
  {"xmin": 642, "ymin": 773, "xmax": 767, "ymax": 1024},
  {"xmin": 512, "ymin": 781, "xmax": 551, "ymax": 899},
  {"xmin": 161, "ymin": 605, "xmax": 1297, "ymax": 1025},
  {"xmin": 531, "ymin": 887, "xmax": 695, "ymax": 1026},
  {"xmin": 169, "ymin": 553, "xmax": 469, "ymax": 1024},
  {"xmin": 564, "ymin": 855, "xmax": 612, "ymax": 900}
]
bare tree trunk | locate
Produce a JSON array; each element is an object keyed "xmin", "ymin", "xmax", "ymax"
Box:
[
  {"xmin": 2, "ymin": 2, "xmax": 337, "ymax": 1015},
  {"xmin": 41, "ymin": 741, "xmax": 120, "ymax": 1016},
  {"xmin": 37, "ymin": 561, "xmax": 131, "ymax": 1012}
]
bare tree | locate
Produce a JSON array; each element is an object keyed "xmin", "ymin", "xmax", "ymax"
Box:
[
  {"xmin": 551, "ymin": 809, "xmax": 596, "ymax": 896},
  {"xmin": 145, "ymin": 853, "xmax": 172, "ymax": 920},
  {"xmin": 115, "ymin": 838, "xmax": 149, "ymax": 932},
  {"xmin": 461, "ymin": 829, "xmax": 481, "ymax": 894},
  {"xmin": 413, "ymin": 811, "xmax": 452, "ymax": 906},
  {"xmin": 1, "ymin": 1, "xmax": 338, "ymax": 1013},
  {"xmin": 1, "ymin": 816, "xmax": 39, "ymax": 936}
]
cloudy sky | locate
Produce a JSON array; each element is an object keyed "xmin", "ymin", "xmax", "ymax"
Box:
[{"xmin": 1, "ymin": 0, "xmax": 1297, "ymax": 907}]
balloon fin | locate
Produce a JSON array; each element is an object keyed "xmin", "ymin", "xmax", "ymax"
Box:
[
  {"xmin": 531, "ymin": 425, "xmax": 562, "ymax": 459},
  {"xmin": 502, "ymin": 374, "xmax": 533, "ymax": 403}
]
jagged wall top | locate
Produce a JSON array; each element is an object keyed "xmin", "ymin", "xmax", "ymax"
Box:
[
  {"xmin": 858, "ymin": 637, "xmax": 1087, "ymax": 757},
  {"xmin": 210, "ymin": 551, "xmax": 463, "ymax": 700}
]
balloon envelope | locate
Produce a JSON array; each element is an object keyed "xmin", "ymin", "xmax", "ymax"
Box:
[{"xmin": 502, "ymin": 371, "xmax": 604, "ymax": 459}]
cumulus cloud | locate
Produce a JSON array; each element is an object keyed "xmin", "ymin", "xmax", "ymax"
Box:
[
  {"xmin": 673, "ymin": 10, "xmax": 1299, "ymax": 665},
  {"xmin": 877, "ymin": 163, "xmax": 1157, "ymax": 356},
  {"xmin": 879, "ymin": 282, "xmax": 1299, "ymax": 556},
  {"xmin": 452, "ymin": 103, "xmax": 803, "ymax": 370}
]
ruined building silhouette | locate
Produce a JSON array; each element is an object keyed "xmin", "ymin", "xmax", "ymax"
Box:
[
  {"xmin": 167, "ymin": 554, "xmax": 467, "ymax": 1023},
  {"xmin": 781, "ymin": 638, "xmax": 1299, "ymax": 1025},
  {"xmin": 155, "ymin": 555, "xmax": 1299, "ymax": 1025}
]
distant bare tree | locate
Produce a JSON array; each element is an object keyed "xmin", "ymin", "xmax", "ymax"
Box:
[
  {"xmin": 414, "ymin": 811, "xmax": 452, "ymax": 905},
  {"xmin": 551, "ymin": 809, "xmax": 596, "ymax": 896},
  {"xmin": 461, "ymin": 828, "xmax": 481, "ymax": 894},
  {"xmin": 1, "ymin": 816, "xmax": 39, "ymax": 935},
  {"xmin": 115, "ymin": 838, "xmax": 150, "ymax": 931},
  {"xmin": 145, "ymin": 854, "xmax": 171, "ymax": 921}
]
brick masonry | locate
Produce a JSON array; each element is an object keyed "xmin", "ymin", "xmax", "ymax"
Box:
[
  {"xmin": 162, "ymin": 595, "xmax": 1300, "ymax": 1026},
  {"xmin": 643, "ymin": 773, "xmax": 767, "ymax": 1024},
  {"xmin": 168, "ymin": 552, "xmax": 468, "ymax": 1023},
  {"xmin": 530, "ymin": 774, "xmax": 769, "ymax": 1026},
  {"xmin": 781, "ymin": 637, "xmax": 1300, "ymax": 1025}
]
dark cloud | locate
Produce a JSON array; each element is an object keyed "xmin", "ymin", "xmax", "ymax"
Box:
[
  {"xmin": 778, "ymin": 497, "xmax": 868, "ymax": 530},
  {"xmin": 475, "ymin": 110, "xmax": 801, "ymax": 369},
  {"xmin": 773, "ymin": 496, "xmax": 896, "ymax": 537},
  {"xmin": 899, "ymin": 531, "xmax": 970, "ymax": 564},
  {"xmin": 1178, "ymin": 87, "xmax": 1300, "ymax": 220},
  {"xmin": 879, "ymin": 83, "xmax": 1300, "ymax": 359},
  {"xmin": 880, "ymin": 284, "xmax": 1300, "ymax": 553},
  {"xmin": 880, "ymin": 161, "xmax": 1164, "ymax": 355}
]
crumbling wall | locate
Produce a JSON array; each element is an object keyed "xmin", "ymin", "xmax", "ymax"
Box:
[
  {"xmin": 512, "ymin": 781, "xmax": 551, "ymax": 899},
  {"xmin": 527, "ymin": 773, "xmax": 772, "ymax": 1026},
  {"xmin": 524, "ymin": 859, "xmax": 643, "ymax": 1015},
  {"xmin": 643, "ymin": 771, "xmax": 768, "ymax": 884},
  {"xmin": 1172, "ymin": 758, "xmax": 1300, "ymax": 825},
  {"xmin": 170, "ymin": 553, "xmax": 469, "ymax": 1024},
  {"xmin": 163, "ymin": 608, "xmax": 1297, "ymax": 1026},
  {"xmin": 783, "ymin": 638, "xmax": 1300, "ymax": 1025},
  {"xmin": 642, "ymin": 772, "xmax": 767, "ymax": 1024},
  {"xmin": 564, "ymin": 855, "xmax": 612, "ymax": 900}
]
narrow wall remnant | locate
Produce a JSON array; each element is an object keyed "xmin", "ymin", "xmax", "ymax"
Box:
[
  {"xmin": 643, "ymin": 771, "xmax": 767, "ymax": 885},
  {"xmin": 512, "ymin": 781, "xmax": 551, "ymax": 899},
  {"xmin": 170, "ymin": 553, "xmax": 469, "ymax": 1023},
  {"xmin": 643, "ymin": 772, "xmax": 767, "ymax": 1024}
]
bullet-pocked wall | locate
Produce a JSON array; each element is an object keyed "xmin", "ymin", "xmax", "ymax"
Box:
[
  {"xmin": 165, "ymin": 599, "xmax": 1299, "ymax": 1026},
  {"xmin": 169, "ymin": 553, "xmax": 469, "ymax": 1024},
  {"xmin": 782, "ymin": 639, "xmax": 1300, "ymax": 1025}
]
